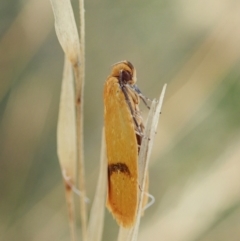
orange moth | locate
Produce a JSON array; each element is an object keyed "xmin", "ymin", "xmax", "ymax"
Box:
[{"xmin": 104, "ymin": 60, "xmax": 149, "ymax": 228}]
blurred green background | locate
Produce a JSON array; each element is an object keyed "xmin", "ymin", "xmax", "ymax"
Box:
[{"xmin": 1, "ymin": 0, "xmax": 240, "ymax": 240}]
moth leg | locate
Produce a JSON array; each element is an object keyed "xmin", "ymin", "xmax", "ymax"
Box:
[{"xmin": 131, "ymin": 84, "xmax": 151, "ymax": 109}]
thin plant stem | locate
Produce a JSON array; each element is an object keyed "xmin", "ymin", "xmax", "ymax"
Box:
[
  {"xmin": 79, "ymin": 0, "xmax": 85, "ymax": 81},
  {"xmin": 77, "ymin": 0, "xmax": 87, "ymax": 240},
  {"xmin": 73, "ymin": 63, "xmax": 88, "ymax": 241},
  {"xmin": 65, "ymin": 180, "xmax": 76, "ymax": 241}
]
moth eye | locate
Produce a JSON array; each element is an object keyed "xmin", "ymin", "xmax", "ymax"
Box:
[{"xmin": 122, "ymin": 70, "xmax": 132, "ymax": 83}]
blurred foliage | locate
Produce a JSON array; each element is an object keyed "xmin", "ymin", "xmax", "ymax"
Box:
[{"xmin": 1, "ymin": 0, "xmax": 240, "ymax": 241}]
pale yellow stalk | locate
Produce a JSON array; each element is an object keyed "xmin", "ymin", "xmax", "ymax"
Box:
[{"xmin": 118, "ymin": 84, "xmax": 167, "ymax": 241}]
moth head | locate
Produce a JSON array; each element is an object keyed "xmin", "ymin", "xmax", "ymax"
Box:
[{"xmin": 111, "ymin": 60, "xmax": 137, "ymax": 85}]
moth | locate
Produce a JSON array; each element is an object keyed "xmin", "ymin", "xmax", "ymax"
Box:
[{"xmin": 104, "ymin": 60, "xmax": 149, "ymax": 227}]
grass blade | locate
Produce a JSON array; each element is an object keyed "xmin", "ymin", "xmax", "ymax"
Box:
[
  {"xmin": 87, "ymin": 129, "xmax": 107, "ymax": 241},
  {"xmin": 50, "ymin": 0, "xmax": 80, "ymax": 65},
  {"xmin": 57, "ymin": 56, "xmax": 77, "ymax": 241},
  {"xmin": 50, "ymin": 1, "xmax": 88, "ymax": 238},
  {"xmin": 118, "ymin": 84, "xmax": 167, "ymax": 241}
]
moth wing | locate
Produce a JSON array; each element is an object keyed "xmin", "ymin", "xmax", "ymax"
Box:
[{"xmin": 104, "ymin": 77, "xmax": 138, "ymax": 227}]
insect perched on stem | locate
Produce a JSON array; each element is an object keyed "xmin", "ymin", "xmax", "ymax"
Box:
[{"xmin": 104, "ymin": 60, "xmax": 150, "ymax": 228}]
